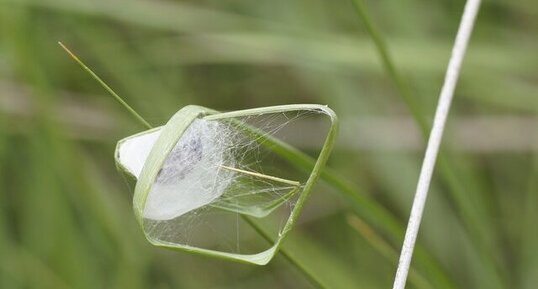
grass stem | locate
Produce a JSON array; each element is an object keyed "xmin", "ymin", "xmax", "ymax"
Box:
[
  {"xmin": 391, "ymin": 1, "xmax": 481, "ymax": 288},
  {"xmin": 58, "ymin": 42, "xmax": 152, "ymax": 129},
  {"xmin": 349, "ymin": 0, "xmax": 427, "ymax": 133},
  {"xmin": 241, "ymin": 216, "xmax": 328, "ymax": 289},
  {"xmin": 219, "ymin": 165, "xmax": 300, "ymax": 186}
]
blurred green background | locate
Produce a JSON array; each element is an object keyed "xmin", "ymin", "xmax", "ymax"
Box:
[{"xmin": 0, "ymin": 0, "xmax": 537, "ymax": 288}]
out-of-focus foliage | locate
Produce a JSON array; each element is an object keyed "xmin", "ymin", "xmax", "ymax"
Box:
[{"xmin": 0, "ymin": 0, "xmax": 536, "ymax": 288}]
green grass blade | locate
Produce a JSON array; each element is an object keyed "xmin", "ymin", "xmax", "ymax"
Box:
[
  {"xmin": 58, "ymin": 42, "xmax": 152, "ymax": 129},
  {"xmin": 242, "ymin": 216, "xmax": 330, "ymax": 289},
  {"xmin": 347, "ymin": 215, "xmax": 432, "ymax": 289},
  {"xmin": 349, "ymin": 0, "xmax": 426, "ymax": 132}
]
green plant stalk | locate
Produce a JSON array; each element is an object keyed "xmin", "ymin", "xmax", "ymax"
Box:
[
  {"xmin": 58, "ymin": 42, "xmax": 152, "ymax": 129},
  {"xmin": 349, "ymin": 0, "xmax": 425, "ymax": 133},
  {"xmin": 349, "ymin": 0, "xmax": 505, "ymax": 287},
  {"xmin": 347, "ymin": 214, "xmax": 432, "ymax": 289},
  {"xmin": 242, "ymin": 216, "xmax": 327, "ymax": 289}
]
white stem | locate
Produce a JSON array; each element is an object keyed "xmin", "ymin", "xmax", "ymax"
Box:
[{"xmin": 392, "ymin": 1, "xmax": 481, "ymax": 289}]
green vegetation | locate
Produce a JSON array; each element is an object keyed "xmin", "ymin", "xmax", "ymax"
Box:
[{"xmin": 0, "ymin": 0, "xmax": 536, "ymax": 288}]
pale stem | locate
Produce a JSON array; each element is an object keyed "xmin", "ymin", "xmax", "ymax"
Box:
[
  {"xmin": 219, "ymin": 165, "xmax": 301, "ymax": 187},
  {"xmin": 392, "ymin": 0, "xmax": 482, "ymax": 289}
]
